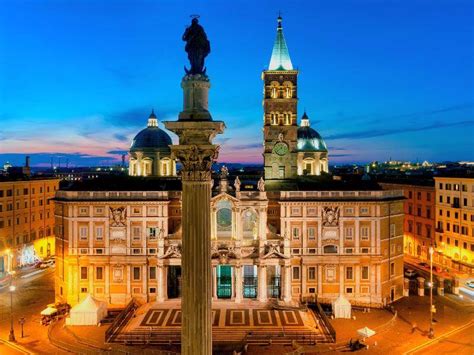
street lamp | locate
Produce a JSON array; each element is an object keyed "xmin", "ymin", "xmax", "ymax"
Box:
[
  {"xmin": 9, "ymin": 285, "xmax": 16, "ymax": 342},
  {"xmin": 428, "ymin": 246, "xmax": 434, "ymax": 339}
]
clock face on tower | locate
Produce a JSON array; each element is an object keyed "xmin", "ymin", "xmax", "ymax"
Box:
[{"xmin": 273, "ymin": 142, "xmax": 289, "ymax": 156}]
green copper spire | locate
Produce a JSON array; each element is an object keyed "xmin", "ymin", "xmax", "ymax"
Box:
[{"xmin": 268, "ymin": 16, "xmax": 293, "ymax": 71}]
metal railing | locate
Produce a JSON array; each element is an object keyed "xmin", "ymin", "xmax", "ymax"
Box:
[
  {"xmin": 105, "ymin": 298, "xmax": 139, "ymax": 343},
  {"xmin": 280, "ymin": 190, "xmax": 403, "ymax": 200},
  {"xmin": 311, "ymin": 301, "xmax": 336, "ymax": 342}
]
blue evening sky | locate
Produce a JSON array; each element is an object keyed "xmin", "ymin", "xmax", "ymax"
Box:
[{"xmin": 0, "ymin": 0, "xmax": 473, "ymax": 167}]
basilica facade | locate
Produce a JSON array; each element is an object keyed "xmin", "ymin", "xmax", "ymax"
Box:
[{"xmin": 54, "ymin": 17, "xmax": 404, "ymax": 309}]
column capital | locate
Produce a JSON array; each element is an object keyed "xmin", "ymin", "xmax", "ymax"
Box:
[{"xmin": 171, "ymin": 144, "xmax": 219, "ymax": 181}]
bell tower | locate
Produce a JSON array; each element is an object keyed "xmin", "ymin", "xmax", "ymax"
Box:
[{"xmin": 263, "ymin": 16, "xmax": 298, "ymax": 180}]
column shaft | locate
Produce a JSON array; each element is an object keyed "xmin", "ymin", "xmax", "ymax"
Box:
[{"xmin": 181, "ymin": 180, "xmax": 212, "ymax": 355}]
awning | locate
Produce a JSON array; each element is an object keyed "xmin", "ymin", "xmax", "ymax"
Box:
[
  {"xmin": 357, "ymin": 327, "xmax": 376, "ymax": 338},
  {"xmin": 41, "ymin": 306, "xmax": 58, "ymax": 316}
]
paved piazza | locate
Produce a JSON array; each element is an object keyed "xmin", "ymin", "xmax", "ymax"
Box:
[
  {"xmin": 139, "ymin": 308, "xmax": 304, "ymax": 328},
  {"xmin": 123, "ymin": 301, "xmax": 318, "ymax": 334}
]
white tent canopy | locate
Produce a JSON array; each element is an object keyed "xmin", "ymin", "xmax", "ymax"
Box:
[
  {"xmin": 332, "ymin": 295, "xmax": 352, "ymax": 319},
  {"xmin": 66, "ymin": 294, "xmax": 107, "ymax": 326},
  {"xmin": 357, "ymin": 327, "xmax": 376, "ymax": 338}
]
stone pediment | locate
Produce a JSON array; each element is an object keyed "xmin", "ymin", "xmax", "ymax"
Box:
[
  {"xmin": 211, "ymin": 192, "xmax": 239, "ymax": 204},
  {"xmin": 211, "ymin": 243, "xmax": 239, "ymax": 264},
  {"xmin": 262, "ymin": 242, "xmax": 288, "ymax": 259},
  {"xmin": 159, "ymin": 244, "xmax": 182, "ymax": 259}
]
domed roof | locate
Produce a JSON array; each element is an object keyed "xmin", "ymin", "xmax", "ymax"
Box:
[
  {"xmin": 130, "ymin": 110, "xmax": 172, "ymax": 151},
  {"xmin": 297, "ymin": 112, "xmax": 328, "ymax": 152}
]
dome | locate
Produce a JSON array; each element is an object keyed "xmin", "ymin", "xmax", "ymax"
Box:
[
  {"xmin": 297, "ymin": 112, "xmax": 328, "ymax": 152},
  {"xmin": 130, "ymin": 110, "xmax": 172, "ymax": 151},
  {"xmin": 130, "ymin": 127, "xmax": 172, "ymax": 150}
]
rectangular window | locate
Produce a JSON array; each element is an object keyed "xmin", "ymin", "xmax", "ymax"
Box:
[
  {"xmin": 133, "ymin": 267, "xmax": 141, "ymax": 281},
  {"xmin": 79, "ymin": 226, "xmax": 88, "ymax": 241},
  {"xmin": 149, "ymin": 266, "xmax": 156, "ymax": 280},
  {"xmin": 95, "ymin": 226, "xmax": 103, "ymax": 241},
  {"xmin": 292, "ymin": 266, "xmax": 300, "ymax": 280},
  {"xmin": 346, "ymin": 287, "xmax": 353, "ymax": 294},
  {"xmin": 80, "ymin": 287, "xmax": 88, "ymax": 293},
  {"xmin": 390, "ymin": 223, "xmax": 396, "ymax": 237},
  {"xmin": 96, "ymin": 267, "xmax": 103, "ymax": 280},
  {"xmin": 148, "ymin": 227, "xmax": 158, "ymax": 239},
  {"xmin": 80, "ymin": 266, "xmax": 88, "ymax": 280},
  {"xmin": 345, "ymin": 248, "xmax": 353, "ymax": 254},
  {"xmin": 346, "ymin": 266, "xmax": 353, "ymax": 280},
  {"xmin": 390, "ymin": 262, "xmax": 395, "ymax": 277},
  {"xmin": 361, "ymin": 266, "xmax": 369, "ymax": 280},
  {"xmin": 292, "ymin": 227, "xmax": 300, "ymax": 240},
  {"xmin": 278, "ymin": 166, "xmax": 285, "ymax": 179},
  {"xmin": 149, "ymin": 287, "xmax": 157, "ymax": 294},
  {"xmin": 345, "ymin": 227, "xmax": 353, "ymax": 240},
  {"xmin": 360, "ymin": 207, "xmax": 369, "ymax": 214},
  {"xmin": 360, "ymin": 226, "xmax": 369, "ymax": 240},
  {"xmin": 308, "ymin": 227, "xmax": 316, "ymax": 240},
  {"xmin": 308, "ymin": 267, "xmax": 316, "ymax": 280},
  {"xmin": 132, "ymin": 226, "xmax": 141, "ymax": 240},
  {"xmin": 361, "ymin": 247, "xmax": 370, "ymax": 254}
]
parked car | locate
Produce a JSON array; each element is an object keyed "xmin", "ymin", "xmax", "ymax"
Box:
[
  {"xmin": 44, "ymin": 259, "xmax": 55, "ymax": 267},
  {"xmin": 466, "ymin": 281, "xmax": 474, "ymax": 289},
  {"xmin": 404, "ymin": 269, "xmax": 417, "ymax": 278}
]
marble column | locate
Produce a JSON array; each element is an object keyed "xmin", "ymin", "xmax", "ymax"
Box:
[
  {"xmin": 212, "ymin": 266, "xmax": 218, "ymax": 300},
  {"xmin": 258, "ymin": 265, "xmax": 267, "ymax": 303},
  {"xmin": 165, "ymin": 71, "xmax": 225, "ymax": 355},
  {"xmin": 157, "ymin": 265, "xmax": 166, "ymax": 302},
  {"xmin": 282, "ymin": 265, "xmax": 292, "ymax": 302},
  {"xmin": 235, "ymin": 265, "xmax": 242, "ymax": 303}
]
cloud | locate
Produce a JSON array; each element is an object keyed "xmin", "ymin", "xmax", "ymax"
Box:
[
  {"xmin": 107, "ymin": 150, "xmax": 129, "ymax": 155},
  {"xmin": 326, "ymin": 120, "xmax": 474, "ymax": 140},
  {"xmin": 0, "ymin": 152, "xmax": 122, "ymax": 167},
  {"xmin": 104, "ymin": 106, "xmax": 179, "ymax": 128},
  {"xmin": 113, "ymin": 133, "xmax": 129, "ymax": 142},
  {"xmin": 231, "ymin": 142, "xmax": 262, "ymax": 150},
  {"xmin": 329, "ymin": 154, "xmax": 353, "ymax": 157}
]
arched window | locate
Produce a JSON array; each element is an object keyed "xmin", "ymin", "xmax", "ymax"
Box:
[
  {"xmin": 271, "ymin": 87, "xmax": 277, "ymax": 98},
  {"xmin": 216, "ymin": 200, "xmax": 232, "ymax": 239},
  {"xmin": 242, "ymin": 209, "xmax": 258, "ymax": 239},
  {"xmin": 303, "ymin": 158, "xmax": 314, "ymax": 175},
  {"xmin": 270, "ymin": 82, "xmax": 280, "ymax": 98},
  {"xmin": 323, "ymin": 245, "xmax": 338, "ymax": 254},
  {"xmin": 270, "ymin": 113, "xmax": 278, "ymax": 125},
  {"xmin": 283, "ymin": 113, "xmax": 291, "ymax": 125},
  {"xmin": 160, "ymin": 158, "xmax": 171, "ymax": 176}
]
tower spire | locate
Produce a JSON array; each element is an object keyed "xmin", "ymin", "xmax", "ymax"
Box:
[{"xmin": 268, "ymin": 15, "xmax": 293, "ymax": 70}]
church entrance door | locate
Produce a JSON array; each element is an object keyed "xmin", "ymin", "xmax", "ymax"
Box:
[
  {"xmin": 167, "ymin": 266, "xmax": 182, "ymax": 298},
  {"xmin": 243, "ymin": 265, "xmax": 257, "ymax": 298},
  {"xmin": 217, "ymin": 265, "xmax": 232, "ymax": 299}
]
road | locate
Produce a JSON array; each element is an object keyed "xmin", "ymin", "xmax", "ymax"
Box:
[
  {"xmin": 410, "ymin": 321, "xmax": 474, "ymax": 354},
  {"xmin": 0, "ymin": 267, "xmax": 63, "ymax": 354}
]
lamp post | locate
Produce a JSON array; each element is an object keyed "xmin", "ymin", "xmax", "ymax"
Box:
[
  {"xmin": 428, "ymin": 246, "xmax": 434, "ymax": 339},
  {"xmin": 9, "ymin": 285, "xmax": 16, "ymax": 342}
]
